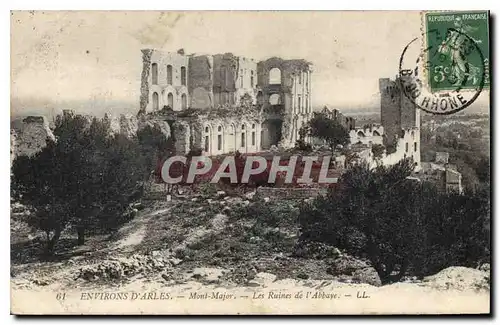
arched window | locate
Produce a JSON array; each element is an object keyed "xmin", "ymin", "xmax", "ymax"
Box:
[
  {"xmin": 251, "ymin": 123, "xmax": 257, "ymax": 146},
  {"xmin": 152, "ymin": 92, "xmax": 159, "ymax": 110},
  {"xmin": 414, "ymin": 142, "xmax": 418, "ymax": 152},
  {"xmin": 152, "ymin": 63, "xmax": 158, "ymax": 85},
  {"xmin": 357, "ymin": 131, "xmax": 365, "ymax": 137},
  {"xmin": 181, "ymin": 66, "xmax": 186, "ymax": 86},
  {"xmin": 373, "ymin": 130, "xmax": 381, "ymax": 136},
  {"xmin": 269, "ymin": 68, "xmax": 281, "ymax": 84},
  {"xmin": 167, "ymin": 65, "xmax": 173, "ymax": 85},
  {"xmin": 269, "ymin": 94, "xmax": 281, "ymax": 105},
  {"xmin": 241, "ymin": 124, "xmax": 246, "ymax": 148},
  {"xmin": 181, "ymin": 94, "xmax": 187, "ymax": 110},
  {"xmin": 167, "ymin": 93, "xmax": 174, "ymax": 108},
  {"xmin": 405, "ymin": 142, "xmax": 409, "ymax": 152}
]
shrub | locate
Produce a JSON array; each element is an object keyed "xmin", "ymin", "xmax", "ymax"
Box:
[
  {"xmin": 298, "ymin": 159, "xmax": 490, "ymax": 284},
  {"xmin": 11, "ymin": 113, "xmax": 156, "ymax": 252}
]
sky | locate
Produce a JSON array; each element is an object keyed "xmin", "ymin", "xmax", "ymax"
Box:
[{"xmin": 11, "ymin": 11, "xmax": 489, "ymax": 118}]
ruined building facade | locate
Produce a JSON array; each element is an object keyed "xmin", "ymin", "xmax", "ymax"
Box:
[{"xmin": 139, "ymin": 49, "xmax": 313, "ymax": 155}]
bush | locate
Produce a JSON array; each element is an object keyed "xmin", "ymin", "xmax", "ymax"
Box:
[
  {"xmin": 298, "ymin": 159, "xmax": 490, "ymax": 284},
  {"xmin": 11, "ymin": 113, "xmax": 158, "ymax": 252}
]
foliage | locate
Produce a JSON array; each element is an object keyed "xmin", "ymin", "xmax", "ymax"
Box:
[
  {"xmin": 305, "ymin": 112, "xmax": 350, "ymax": 151},
  {"xmin": 11, "ymin": 113, "xmax": 157, "ymax": 251},
  {"xmin": 137, "ymin": 123, "xmax": 176, "ymax": 180},
  {"xmin": 294, "ymin": 139, "xmax": 312, "ymax": 152},
  {"xmin": 371, "ymin": 144, "xmax": 385, "ymax": 159},
  {"xmin": 298, "ymin": 158, "xmax": 490, "ymax": 284}
]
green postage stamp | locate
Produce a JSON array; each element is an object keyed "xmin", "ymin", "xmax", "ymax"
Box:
[{"xmin": 424, "ymin": 11, "xmax": 490, "ymax": 92}]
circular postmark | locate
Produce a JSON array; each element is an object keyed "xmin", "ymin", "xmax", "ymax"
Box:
[{"xmin": 398, "ymin": 27, "xmax": 486, "ymax": 115}]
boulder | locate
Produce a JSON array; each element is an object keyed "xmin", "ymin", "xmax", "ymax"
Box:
[
  {"xmin": 423, "ymin": 266, "xmax": 490, "ymax": 291},
  {"xmin": 245, "ymin": 191, "xmax": 256, "ymax": 200},
  {"xmin": 352, "ymin": 267, "xmax": 381, "ymax": 286},
  {"xmin": 192, "ymin": 267, "xmax": 227, "ymax": 283},
  {"xmin": 254, "ymin": 272, "xmax": 277, "ymax": 284}
]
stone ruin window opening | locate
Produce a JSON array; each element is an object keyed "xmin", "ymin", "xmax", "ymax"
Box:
[
  {"xmin": 257, "ymin": 91, "xmax": 264, "ymax": 106},
  {"xmin": 181, "ymin": 66, "xmax": 187, "ymax": 86},
  {"xmin": 251, "ymin": 70, "xmax": 254, "ymax": 87},
  {"xmin": 269, "ymin": 68, "xmax": 282, "ymax": 85},
  {"xmin": 414, "ymin": 142, "xmax": 418, "ymax": 152},
  {"xmin": 298, "ymin": 96, "xmax": 302, "ymax": 113},
  {"xmin": 305, "ymin": 95, "xmax": 309, "ymax": 113},
  {"xmin": 269, "ymin": 94, "xmax": 281, "ymax": 106},
  {"xmin": 152, "ymin": 63, "xmax": 158, "ymax": 85},
  {"xmin": 240, "ymin": 69, "xmax": 244, "ymax": 88},
  {"xmin": 204, "ymin": 126, "xmax": 211, "ymax": 153},
  {"xmin": 168, "ymin": 93, "xmax": 174, "ymax": 109},
  {"xmin": 181, "ymin": 94, "xmax": 187, "ymax": 110},
  {"xmin": 405, "ymin": 142, "xmax": 409, "ymax": 153},
  {"xmin": 251, "ymin": 123, "xmax": 256, "ymax": 146},
  {"xmin": 241, "ymin": 124, "xmax": 246, "ymax": 148},
  {"xmin": 167, "ymin": 65, "xmax": 173, "ymax": 85},
  {"xmin": 152, "ymin": 92, "xmax": 159, "ymax": 110}
]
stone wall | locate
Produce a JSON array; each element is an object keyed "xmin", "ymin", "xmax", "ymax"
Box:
[{"xmin": 349, "ymin": 126, "xmax": 384, "ymax": 146}]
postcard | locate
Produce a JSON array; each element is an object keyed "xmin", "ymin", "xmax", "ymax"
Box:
[{"xmin": 10, "ymin": 10, "xmax": 490, "ymax": 315}]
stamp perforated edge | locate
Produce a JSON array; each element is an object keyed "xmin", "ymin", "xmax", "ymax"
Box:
[{"xmin": 419, "ymin": 10, "xmax": 490, "ymax": 94}]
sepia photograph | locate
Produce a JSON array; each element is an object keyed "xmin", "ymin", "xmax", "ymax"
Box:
[{"xmin": 9, "ymin": 9, "xmax": 491, "ymax": 315}]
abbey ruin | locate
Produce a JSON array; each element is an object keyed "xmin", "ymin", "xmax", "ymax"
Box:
[{"xmin": 138, "ymin": 49, "xmax": 313, "ymax": 155}]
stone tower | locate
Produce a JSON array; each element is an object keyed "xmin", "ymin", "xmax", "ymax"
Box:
[{"xmin": 379, "ymin": 77, "xmax": 421, "ymax": 166}]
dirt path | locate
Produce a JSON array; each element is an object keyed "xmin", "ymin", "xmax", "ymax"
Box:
[
  {"xmin": 173, "ymin": 213, "xmax": 228, "ymax": 253},
  {"xmin": 113, "ymin": 207, "xmax": 171, "ymax": 253}
]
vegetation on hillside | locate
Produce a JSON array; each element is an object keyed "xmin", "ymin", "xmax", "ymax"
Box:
[{"xmin": 298, "ymin": 158, "xmax": 490, "ymax": 284}]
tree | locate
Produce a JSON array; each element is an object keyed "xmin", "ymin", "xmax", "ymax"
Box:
[
  {"xmin": 306, "ymin": 112, "xmax": 350, "ymax": 151},
  {"xmin": 294, "ymin": 125, "xmax": 313, "ymax": 152}
]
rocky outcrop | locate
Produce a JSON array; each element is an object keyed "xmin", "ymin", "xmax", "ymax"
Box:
[
  {"xmin": 77, "ymin": 253, "xmax": 181, "ymax": 281},
  {"xmin": 423, "ymin": 266, "xmax": 490, "ymax": 291},
  {"xmin": 10, "ymin": 116, "xmax": 55, "ymax": 158}
]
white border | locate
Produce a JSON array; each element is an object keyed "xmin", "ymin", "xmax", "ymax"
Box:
[{"xmin": 3, "ymin": 0, "xmax": 498, "ymax": 323}]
